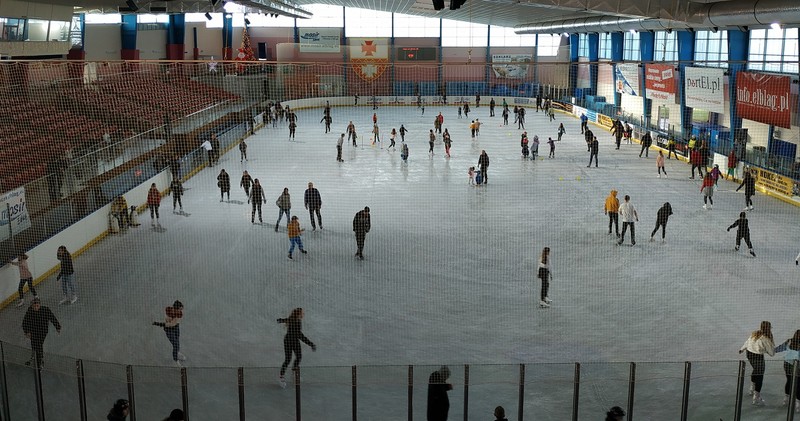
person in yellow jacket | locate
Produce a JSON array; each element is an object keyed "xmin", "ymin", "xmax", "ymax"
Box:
[
  {"xmin": 287, "ymin": 216, "xmax": 307, "ymax": 260},
  {"xmin": 604, "ymin": 190, "xmax": 620, "ymax": 238}
]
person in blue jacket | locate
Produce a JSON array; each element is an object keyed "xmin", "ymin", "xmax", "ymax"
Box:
[{"xmin": 774, "ymin": 330, "xmax": 800, "ymax": 408}]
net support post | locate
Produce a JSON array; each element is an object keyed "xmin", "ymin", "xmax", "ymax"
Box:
[
  {"xmin": 237, "ymin": 367, "xmax": 245, "ymax": 421},
  {"xmin": 571, "ymin": 362, "xmax": 580, "ymax": 421},
  {"xmin": 0, "ymin": 343, "xmax": 11, "ymax": 421},
  {"xmin": 407, "ymin": 365, "xmax": 413, "ymax": 421},
  {"xmin": 680, "ymin": 361, "xmax": 691, "ymax": 421},
  {"xmin": 34, "ymin": 359, "xmax": 45, "ymax": 421},
  {"xmin": 734, "ymin": 360, "xmax": 745, "ymax": 421},
  {"xmin": 627, "ymin": 362, "xmax": 636, "ymax": 421},
  {"xmin": 76, "ymin": 359, "xmax": 87, "ymax": 421},
  {"xmin": 294, "ymin": 368, "xmax": 301, "ymax": 421},
  {"xmin": 352, "ymin": 366, "xmax": 357, "ymax": 421},
  {"xmin": 463, "ymin": 364, "xmax": 469, "ymax": 421},
  {"xmin": 126, "ymin": 365, "xmax": 136, "ymax": 421},
  {"xmin": 180, "ymin": 367, "xmax": 189, "ymax": 420},
  {"xmin": 517, "ymin": 364, "xmax": 525, "ymax": 421},
  {"xmin": 788, "ymin": 360, "xmax": 799, "ymax": 421}
]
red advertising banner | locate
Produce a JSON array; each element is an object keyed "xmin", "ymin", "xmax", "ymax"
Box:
[
  {"xmin": 644, "ymin": 64, "xmax": 676, "ymax": 102},
  {"xmin": 736, "ymin": 71, "xmax": 791, "ymax": 129}
]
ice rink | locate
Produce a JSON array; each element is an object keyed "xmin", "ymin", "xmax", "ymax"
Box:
[{"xmin": 1, "ymin": 102, "xmax": 799, "ymax": 420}]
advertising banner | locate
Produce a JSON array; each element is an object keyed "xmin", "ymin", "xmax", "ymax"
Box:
[
  {"xmin": 298, "ymin": 28, "xmax": 341, "ymax": 53},
  {"xmin": 645, "ymin": 64, "xmax": 676, "ymax": 102},
  {"xmin": 753, "ymin": 167, "xmax": 796, "ymax": 197},
  {"xmin": 0, "ymin": 187, "xmax": 31, "ymax": 242},
  {"xmin": 684, "ymin": 67, "xmax": 725, "ymax": 114},
  {"xmin": 349, "ymin": 38, "xmax": 389, "ymax": 81},
  {"xmin": 736, "ymin": 71, "xmax": 792, "ymax": 129},
  {"xmin": 615, "ymin": 63, "xmax": 639, "ymax": 96},
  {"xmin": 597, "ymin": 114, "xmax": 614, "ymax": 129},
  {"xmin": 491, "ymin": 54, "xmax": 532, "ymax": 79}
]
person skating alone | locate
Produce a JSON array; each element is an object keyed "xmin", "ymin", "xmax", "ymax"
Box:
[
  {"xmin": 617, "ymin": 195, "xmax": 638, "ymax": 246},
  {"xmin": 56, "ymin": 245, "xmax": 77, "ymax": 304},
  {"xmin": 152, "ymin": 300, "xmax": 185, "ymax": 367},
  {"xmin": 11, "ymin": 253, "xmax": 36, "ymax": 307},
  {"xmin": 372, "ymin": 124, "xmax": 381, "ymax": 147},
  {"xmin": 304, "ymin": 182, "xmax": 323, "ymax": 231},
  {"xmin": 587, "ymin": 136, "xmax": 598, "ymax": 167},
  {"xmin": 489, "ymin": 98, "xmax": 495, "ymax": 116},
  {"xmin": 239, "ymin": 139, "xmax": 247, "ymax": 162},
  {"xmin": 288, "ymin": 120, "xmax": 297, "ymax": 140},
  {"xmin": 580, "ymin": 113, "xmax": 588, "ymax": 134},
  {"xmin": 248, "ymin": 179, "xmax": 266, "ymax": 224},
  {"xmin": 274, "ymin": 187, "xmax": 291, "ymax": 232},
  {"xmin": 277, "ymin": 308, "xmax": 316, "ymax": 388},
  {"xmin": 217, "ymin": 169, "xmax": 230, "ymax": 202},
  {"xmin": 531, "ymin": 135, "xmax": 539, "ymax": 161},
  {"xmin": 401, "ymin": 142, "xmax": 409, "ymax": 163},
  {"xmin": 388, "ymin": 128, "xmax": 397, "ymax": 149},
  {"xmin": 240, "ymin": 170, "xmax": 253, "ymax": 198},
  {"xmin": 502, "ymin": 107, "xmax": 509, "ymax": 125},
  {"xmin": 168, "ymin": 178, "xmax": 184, "ymax": 213},
  {"xmin": 287, "ymin": 216, "xmax": 308, "ymax": 259},
  {"xmin": 604, "ymin": 190, "xmax": 620, "ymax": 238},
  {"xmin": 727, "ymin": 212, "xmax": 756, "ymax": 256},
  {"xmin": 336, "ymin": 133, "xmax": 345, "ymax": 162},
  {"xmin": 736, "ymin": 169, "xmax": 756, "ymax": 211},
  {"xmin": 639, "ymin": 131, "xmax": 652, "ymax": 158},
  {"xmin": 557, "ymin": 122, "xmax": 566, "ymax": 141},
  {"xmin": 611, "ymin": 119, "xmax": 624, "ymax": 150},
  {"xmin": 701, "ymin": 172, "xmax": 715, "ymax": 210},
  {"xmin": 739, "ymin": 321, "xmax": 775, "ymax": 405},
  {"xmin": 427, "ymin": 366, "xmax": 453, "ymax": 421},
  {"xmin": 399, "ymin": 124, "xmax": 408, "ymax": 142},
  {"xmin": 727, "ymin": 150, "xmax": 738, "ymax": 180},
  {"xmin": 428, "ymin": 130, "xmax": 436, "ymax": 156},
  {"xmin": 22, "ymin": 297, "xmax": 60, "ymax": 369},
  {"xmin": 347, "ymin": 121, "xmax": 357, "ymax": 146},
  {"xmin": 656, "ymin": 150, "xmax": 667, "ymax": 178},
  {"xmin": 353, "ymin": 207, "xmax": 371, "ymax": 260},
  {"xmin": 147, "ymin": 183, "xmax": 161, "ymax": 226},
  {"xmin": 517, "ymin": 107, "xmax": 525, "ymax": 129},
  {"xmin": 443, "ymin": 129, "xmax": 452, "ymax": 158},
  {"xmin": 537, "ymin": 247, "xmax": 553, "ymax": 308},
  {"xmin": 547, "ymin": 137, "xmax": 556, "ymax": 158},
  {"xmin": 478, "ymin": 151, "xmax": 490, "ymax": 183},
  {"xmin": 649, "ymin": 202, "xmax": 673, "ymax": 243},
  {"xmin": 689, "ymin": 148, "xmax": 704, "ymax": 179},
  {"xmin": 775, "ymin": 330, "xmax": 800, "ymax": 409}
]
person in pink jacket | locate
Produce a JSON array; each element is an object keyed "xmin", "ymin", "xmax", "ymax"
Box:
[
  {"xmin": 656, "ymin": 150, "xmax": 667, "ymax": 178},
  {"xmin": 11, "ymin": 253, "xmax": 36, "ymax": 307}
]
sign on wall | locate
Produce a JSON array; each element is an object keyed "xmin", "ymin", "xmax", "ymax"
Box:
[
  {"xmin": 753, "ymin": 167, "xmax": 796, "ymax": 197},
  {"xmin": 298, "ymin": 28, "xmax": 341, "ymax": 53},
  {"xmin": 736, "ymin": 71, "xmax": 792, "ymax": 129},
  {"xmin": 349, "ymin": 38, "xmax": 389, "ymax": 81},
  {"xmin": 0, "ymin": 187, "xmax": 31, "ymax": 242},
  {"xmin": 615, "ymin": 63, "xmax": 639, "ymax": 96},
  {"xmin": 684, "ymin": 67, "xmax": 725, "ymax": 114},
  {"xmin": 396, "ymin": 47, "xmax": 437, "ymax": 61},
  {"xmin": 645, "ymin": 64, "xmax": 676, "ymax": 102},
  {"xmin": 491, "ymin": 54, "xmax": 531, "ymax": 79}
]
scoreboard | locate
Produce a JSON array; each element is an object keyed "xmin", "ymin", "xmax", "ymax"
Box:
[{"xmin": 396, "ymin": 47, "xmax": 437, "ymax": 61}]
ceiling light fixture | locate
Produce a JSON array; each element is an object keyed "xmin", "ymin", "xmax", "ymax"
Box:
[
  {"xmin": 771, "ymin": 22, "xmax": 782, "ymax": 31},
  {"xmin": 205, "ymin": 12, "xmax": 212, "ymax": 20}
]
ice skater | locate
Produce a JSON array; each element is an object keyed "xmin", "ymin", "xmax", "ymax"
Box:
[
  {"xmin": 239, "ymin": 139, "xmax": 247, "ymax": 162},
  {"xmin": 428, "ymin": 130, "xmax": 436, "ymax": 156},
  {"xmin": 274, "ymin": 187, "xmax": 291, "ymax": 232},
  {"xmin": 22, "ymin": 297, "xmax": 60, "ymax": 369},
  {"xmin": 531, "ymin": 135, "xmax": 539, "ymax": 160},
  {"xmin": 168, "ymin": 178, "xmax": 183, "ymax": 213},
  {"xmin": 11, "ymin": 253, "xmax": 36, "ymax": 307},
  {"xmin": 468, "ymin": 166, "xmax": 475, "ymax": 185},
  {"xmin": 557, "ymin": 122, "xmax": 565, "ymax": 141},
  {"xmin": 710, "ymin": 164, "xmax": 723, "ymax": 186},
  {"xmin": 727, "ymin": 150, "xmax": 738, "ymax": 180},
  {"xmin": 152, "ymin": 300, "xmax": 185, "ymax": 367},
  {"xmin": 388, "ymin": 128, "xmax": 397, "ymax": 149},
  {"xmin": 443, "ymin": 130, "xmax": 452, "ymax": 158},
  {"xmin": 639, "ymin": 131, "xmax": 652, "ymax": 157},
  {"xmin": 649, "ymin": 202, "xmax": 673, "ymax": 243},
  {"xmin": 56, "ymin": 245, "xmax": 77, "ymax": 304},
  {"xmin": 277, "ymin": 308, "xmax": 316, "ymax": 388},
  {"xmin": 347, "ymin": 121, "xmax": 356, "ymax": 145},
  {"xmin": 427, "ymin": 366, "xmax": 453, "ymax": 421},
  {"xmin": 604, "ymin": 190, "xmax": 620, "ymax": 238},
  {"xmin": 537, "ymin": 247, "xmax": 553, "ymax": 308},
  {"xmin": 147, "ymin": 183, "xmax": 161, "ymax": 226},
  {"xmin": 478, "ymin": 151, "xmax": 490, "ymax": 183},
  {"xmin": 727, "ymin": 211, "xmax": 756, "ymax": 256},
  {"xmin": 217, "ymin": 169, "xmax": 230, "ymax": 202},
  {"xmin": 372, "ymin": 124, "xmax": 381, "ymax": 147},
  {"xmin": 774, "ymin": 329, "xmax": 800, "ymax": 408},
  {"xmin": 502, "ymin": 107, "xmax": 509, "ymax": 125},
  {"xmin": 353, "ymin": 207, "xmax": 371, "ymax": 260},
  {"xmin": 617, "ymin": 195, "xmax": 638, "ymax": 246},
  {"xmin": 401, "ymin": 142, "xmax": 409, "ymax": 163},
  {"xmin": 287, "ymin": 216, "xmax": 308, "ymax": 259},
  {"xmin": 701, "ymin": 173, "xmax": 715, "ymax": 210},
  {"xmin": 736, "ymin": 169, "xmax": 756, "ymax": 210},
  {"xmin": 587, "ymin": 136, "xmax": 598, "ymax": 167},
  {"xmin": 739, "ymin": 321, "xmax": 775, "ymax": 405},
  {"xmin": 240, "ymin": 170, "xmax": 253, "ymax": 197},
  {"xmin": 304, "ymin": 182, "xmax": 323, "ymax": 231},
  {"xmin": 399, "ymin": 125, "xmax": 408, "ymax": 142},
  {"xmin": 547, "ymin": 137, "xmax": 556, "ymax": 158},
  {"xmin": 248, "ymin": 179, "xmax": 265, "ymax": 224},
  {"xmin": 656, "ymin": 150, "xmax": 667, "ymax": 178}
]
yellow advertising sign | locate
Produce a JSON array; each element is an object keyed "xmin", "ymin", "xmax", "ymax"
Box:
[
  {"xmin": 753, "ymin": 167, "xmax": 794, "ymax": 197},
  {"xmin": 597, "ymin": 114, "xmax": 614, "ymax": 129}
]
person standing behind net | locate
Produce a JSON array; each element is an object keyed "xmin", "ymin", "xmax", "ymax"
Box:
[
  {"xmin": 248, "ymin": 179, "xmax": 265, "ymax": 224},
  {"xmin": 739, "ymin": 321, "xmax": 775, "ymax": 405},
  {"xmin": 12, "ymin": 253, "xmax": 36, "ymax": 307},
  {"xmin": 727, "ymin": 211, "xmax": 756, "ymax": 257},
  {"xmin": 427, "ymin": 366, "xmax": 452, "ymax": 421},
  {"xmin": 277, "ymin": 308, "xmax": 316, "ymax": 388},
  {"xmin": 22, "ymin": 297, "xmax": 60, "ymax": 369},
  {"xmin": 649, "ymin": 202, "xmax": 673, "ymax": 243},
  {"xmin": 152, "ymin": 300, "xmax": 185, "ymax": 367},
  {"xmin": 537, "ymin": 247, "xmax": 553, "ymax": 308}
]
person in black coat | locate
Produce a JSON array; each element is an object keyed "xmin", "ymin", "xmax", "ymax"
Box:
[
  {"xmin": 277, "ymin": 308, "xmax": 316, "ymax": 387},
  {"xmin": 478, "ymin": 151, "xmax": 490, "ymax": 184},
  {"xmin": 639, "ymin": 131, "xmax": 652, "ymax": 158},
  {"xmin": 168, "ymin": 178, "xmax": 184, "ymax": 213},
  {"xmin": 353, "ymin": 207, "xmax": 371, "ymax": 260},
  {"xmin": 22, "ymin": 297, "xmax": 61, "ymax": 369},
  {"xmin": 649, "ymin": 202, "xmax": 673, "ymax": 242},
  {"xmin": 240, "ymin": 170, "xmax": 253, "ymax": 197},
  {"xmin": 736, "ymin": 169, "xmax": 756, "ymax": 210},
  {"xmin": 217, "ymin": 169, "xmax": 230, "ymax": 202},
  {"xmin": 304, "ymin": 182, "xmax": 323, "ymax": 230},
  {"xmin": 427, "ymin": 366, "xmax": 452, "ymax": 421},
  {"xmin": 248, "ymin": 179, "xmax": 266, "ymax": 224},
  {"xmin": 587, "ymin": 137, "xmax": 599, "ymax": 167},
  {"xmin": 728, "ymin": 211, "xmax": 756, "ymax": 257},
  {"xmin": 107, "ymin": 399, "xmax": 130, "ymax": 421}
]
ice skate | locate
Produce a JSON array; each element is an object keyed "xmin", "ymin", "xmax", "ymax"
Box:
[
  {"xmin": 708, "ymin": 204, "xmax": 712, "ymax": 210},
  {"xmin": 749, "ymin": 249, "xmax": 756, "ymax": 257},
  {"xmin": 649, "ymin": 237, "xmax": 654, "ymax": 242},
  {"xmin": 288, "ymin": 253, "xmax": 292, "ymax": 260},
  {"xmin": 300, "ymin": 249, "xmax": 307, "ymax": 254},
  {"xmin": 703, "ymin": 204, "xmax": 707, "ymax": 210},
  {"xmin": 538, "ymin": 300, "xmax": 550, "ymax": 308},
  {"xmin": 16, "ymin": 299, "xmax": 24, "ymax": 307},
  {"xmin": 661, "ymin": 239, "xmax": 666, "ymax": 244},
  {"xmin": 783, "ymin": 394, "xmax": 790, "ymax": 406},
  {"xmin": 544, "ymin": 297, "xmax": 553, "ymax": 304},
  {"xmin": 177, "ymin": 352, "xmax": 187, "ymax": 361},
  {"xmin": 279, "ymin": 375, "xmax": 287, "ymax": 389},
  {"xmin": 175, "ymin": 360, "xmax": 182, "ymax": 368},
  {"xmin": 59, "ymin": 296, "xmax": 69, "ymax": 305},
  {"xmin": 752, "ymin": 392, "xmax": 765, "ymax": 406},
  {"xmin": 70, "ymin": 295, "xmax": 78, "ymax": 304},
  {"xmin": 735, "ymin": 246, "xmax": 740, "ymax": 251},
  {"xmin": 657, "ymin": 174, "xmax": 661, "ymax": 178},
  {"xmin": 749, "ymin": 205, "xmax": 754, "ymax": 210},
  {"xmin": 749, "ymin": 382, "xmax": 754, "ymax": 396}
]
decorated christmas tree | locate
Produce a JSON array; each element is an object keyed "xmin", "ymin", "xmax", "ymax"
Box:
[{"xmin": 235, "ymin": 25, "xmax": 257, "ymax": 73}]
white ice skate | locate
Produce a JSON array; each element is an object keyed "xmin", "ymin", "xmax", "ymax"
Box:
[
  {"xmin": 538, "ymin": 300, "xmax": 550, "ymax": 308},
  {"xmin": 544, "ymin": 297, "xmax": 553, "ymax": 304},
  {"xmin": 749, "ymin": 382, "xmax": 755, "ymax": 396},
  {"xmin": 177, "ymin": 352, "xmax": 187, "ymax": 361},
  {"xmin": 752, "ymin": 392, "xmax": 765, "ymax": 406},
  {"xmin": 279, "ymin": 375, "xmax": 287, "ymax": 389},
  {"xmin": 783, "ymin": 394, "xmax": 790, "ymax": 406}
]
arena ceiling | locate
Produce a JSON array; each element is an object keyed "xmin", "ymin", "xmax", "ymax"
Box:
[{"xmin": 56, "ymin": 0, "xmax": 800, "ymax": 32}]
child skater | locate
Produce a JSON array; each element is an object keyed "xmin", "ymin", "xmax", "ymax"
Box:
[
  {"xmin": 701, "ymin": 172, "xmax": 715, "ymax": 210},
  {"xmin": 287, "ymin": 216, "xmax": 308, "ymax": 259},
  {"xmin": 547, "ymin": 137, "xmax": 556, "ymax": 158},
  {"xmin": 531, "ymin": 135, "xmax": 540, "ymax": 161},
  {"xmin": 468, "ymin": 166, "xmax": 476, "ymax": 185},
  {"xmin": 277, "ymin": 308, "xmax": 316, "ymax": 388},
  {"xmin": 401, "ymin": 143, "xmax": 409, "ymax": 163},
  {"xmin": 710, "ymin": 164, "xmax": 723, "ymax": 186},
  {"xmin": 388, "ymin": 128, "xmax": 397, "ymax": 150},
  {"xmin": 656, "ymin": 150, "xmax": 667, "ymax": 178},
  {"xmin": 727, "ymin": 211, "xmax": 756, "ymax": 256}
]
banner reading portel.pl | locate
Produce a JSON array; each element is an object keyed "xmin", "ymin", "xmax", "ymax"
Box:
[
  {"xmin": 684, "ymin": 67, "xmax": 725, "ymax": 114},
  {"xmin": 736, "ymin": 71, "xmax": 792, "ymax": 129}
]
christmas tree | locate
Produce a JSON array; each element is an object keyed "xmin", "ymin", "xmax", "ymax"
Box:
[{"xmin": 235, "ymin": 24, "xmax": 256, "ymax": 73}]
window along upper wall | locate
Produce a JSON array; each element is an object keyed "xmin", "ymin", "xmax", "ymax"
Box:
[
  {"xmin": 599, "ymin": 32, "xmax": 612, "ymax": 59},
  {"xmin": 489, "ymin": 25, "xmax": 535, "ymax": 47},
  {"xmin": 441, "ymin": 19, "xmax": 487, "ymax": 47},
  {"xmin": 537, "ymin": 34, "xmax": 560, "ymax": 56},
  {"xmin": 695, "ymin": 30, "xmax": 729, "ymax": 68},
  {"xmin": 654, "ymin": 30, "xmax": 677, "ymax": 62},
  {"xmin": 623, "ymin": 31, "xmax": 640, "ymax": 61},
  {"xmin": 748, "ymin": 27, "xmax": 799, "ymax": 74},
  {"xmin": 578, "ymin": 33, "xmax": 588, "ymax": 57},
  {"xmin": 301, "ymin": 4, "xmax": 343, "ymax": 28},
  {"xmin": 393, "ymin": 13, "xmax": 440, "ymax": 38},
  {"xmin": 344, "ymin": 7, "xmax": 391, "ymax": 37}
]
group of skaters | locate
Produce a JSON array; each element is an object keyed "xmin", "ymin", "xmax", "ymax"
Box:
[{"xmin": 739, "ymin": 320, "xmax": 800, "ymax": 409}]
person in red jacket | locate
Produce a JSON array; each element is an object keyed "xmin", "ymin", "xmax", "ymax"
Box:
[
  {"xmin": 147, "ymin": 183, "xmax": 161, "ymax": 226},
  {"xmin": 701, "ymin": 172, "xmax": 715, "ymax": 210},
  {"xmin": 727, "ymin": 150, "xmax": 738, "ymax": 180},
  {"xmin": 690, "ymin": 148, "xmax": 704, "ymax": 179}
]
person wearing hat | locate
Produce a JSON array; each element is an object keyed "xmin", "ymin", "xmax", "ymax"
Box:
[
  {"xmin": 22, "ymin": 297, "xmax": 60, "ymax": 369},
  {"xmin": 352, "ymin": 207, "xmax": 371, "ymax": 260},
  {"xmin": 605, "ymin": 405, "xmax": 625, "ymax": 420},
  {"xmin": 107, "ymin": 398, "xmax": 130, "ymax": 421},
  {"xmin": 162, "ymin": 408, "xmax": 184, "ymax": 421},
  {"xmin": 427, "ymin": 366, "xmax": 452, "ymax": 421}
]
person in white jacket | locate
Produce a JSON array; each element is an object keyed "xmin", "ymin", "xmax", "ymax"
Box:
[
  {"xmin": 774, "ymin": 330, "xmax": 800, "ymax": 408},
  {"xmin": 616, "ymin": 195, "xmax": 639, "ymax": 246},
  {"xmin": 739, "ymin": 321, "xmax": 776, "ymax": 405}
]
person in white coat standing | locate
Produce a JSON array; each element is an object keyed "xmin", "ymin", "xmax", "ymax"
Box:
[
  {"xmin": 739, "ymin": 321, "xmax": 775, "ymax": 405},
  {"xmin": 617, "ymin": 195, "xmax": 639, "ymax": 246}
]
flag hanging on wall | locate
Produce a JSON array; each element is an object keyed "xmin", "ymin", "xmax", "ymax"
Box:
[{"xmin": 349, "ymin": 38, "xmax": 389, "ymax": 82}]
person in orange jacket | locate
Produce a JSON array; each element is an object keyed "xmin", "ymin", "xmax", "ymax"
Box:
[
  {"xmin": 147, "ymin": 183, "xmax": 161, "ymax": 226},
  {"xmin": 604, "ymin": 190, "xmax": 620, "ymax": 238},
  {"xmin": 287, "ymin": 216, "xmax": 307, "ymax": 259}
]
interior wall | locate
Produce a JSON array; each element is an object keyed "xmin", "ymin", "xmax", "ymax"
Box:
[
  {"xmin": 84, "ymin": 24, "xmax": 121, "ymax": 61},
  {"xmin": 596, "ymin": 61, "xmax": 614, "ymax": 99}
]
